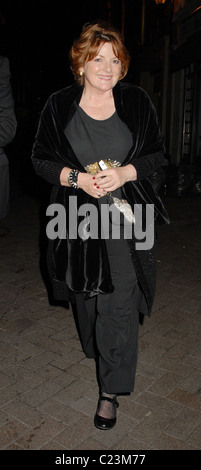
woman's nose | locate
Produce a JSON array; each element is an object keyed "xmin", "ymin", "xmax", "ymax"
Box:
[{"xmin": 104, "ymin": 60, "xmax": 112, "ymax": 72}]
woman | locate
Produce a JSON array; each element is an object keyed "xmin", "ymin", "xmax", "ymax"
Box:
[{"xmin": 32, "ymin": 21, "xmax": 169, "ymax": 430}]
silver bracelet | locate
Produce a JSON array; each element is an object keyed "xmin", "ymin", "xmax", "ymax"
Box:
[{"xmin": 68, "ymin": 169, "xmax": 79, "ymax": 189}]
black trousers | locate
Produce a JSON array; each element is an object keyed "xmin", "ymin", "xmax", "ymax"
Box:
[{"xmin": 74, "ymin": 237, "xmax": 139, "ymax": 394}]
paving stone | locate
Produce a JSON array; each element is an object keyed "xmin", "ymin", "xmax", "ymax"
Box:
[
  {"xmin": 43, "ymin": 369, "xmax": 76, "ymax": 387},
  {"xmin": 53, "ymin": 416, "xmax": 95, "ymax": 450},
  {"xmin": 0, "ymin": 419, "xmax": 30, "ymax": 449},
  {"xmin": 148, "ymin": 371, "xmax": 183, "ymax": 397},
  {"xmin": 149, "ymin": 356, "xmax": 192, "ymax": 378},
  {"xmin": 118, "ymin": 395, "xmax": 149, "ymax": 422},
  {"xmin": 187, "ymin": 423, "xmax": 201, "ymax": 448},
  {"xmin": 75, "ymin": 438, "xmax": 110, "ymax": 450},
  {"xmin": 179, "ymin": 370, "xmax": 201, "ymax": 394},
  {"xmin": 0, "ymin": 410, "xmax": 12, "ymax": 427},
  {"xmin": 167, "ymin": 388, "xmax": 201, "ymax": 411},
  {"xmin": 134, "ymin": 391, "xmax": 184, "ymax": 417},
  {"xmin": 66, "ymin": 363, "xmax": 98, "ymax": 384},
  {"xmin": 0, "ymin": 372, "xmax": 15, "ymax": 389},
  {"xmin": 0, "ymin": 381, "xmax": 31, "ymax": 407},
  {"xmin": 126, "ymin": 410, "xmax": 173, "ymax": 447},
  {"xmin": 181, "ymin": 354, "xmax": 201, "ymax": 371},
  {"xmin": 37, "ymin": 397, "xmax": 83, "ymax": 425},
  {"xmin": 22, "ymin": 351, "xmax": 61, "ymax": 372},
  {"xmin": 20, "ymin": 380, "xmax": 63, "ymax": 407},
  {"xmin": 151, "ymin": 433, "xmax": 198, "ymax": 450},
  {"xmin": 14, "ymin": 416, "xmax": 67, "ymax": 449},
  {"xmin": 165, "ymin": 407, "xmax": 201, "ymax": 441},
  {"xmin": 40, "ymin": 440, "xmax": 69, "ymax": 450},
  {"xmin": 70, "ymin": 397, "xmax": 97, "ymax": 417},
  {"xmin": 5, "ymin": 365, "xmax": 46, "ymax": 388},
  {"xmin": 112, "ymin": 434, "xmax": 153, "ymax": 450},
  {"xmin": 53, "ymin": 378, "xmax": 95, "ymax": 406},
  {"xmin": 50, "ymin": 350, "xmax": 86, "ymax": 371},
  {"xmin": 12, "ymin": 340, "xmax": 44, "ymax": 358},
  {"xmin": 2, "ymin": 399, "xmax": 50, "ymax": 427}
]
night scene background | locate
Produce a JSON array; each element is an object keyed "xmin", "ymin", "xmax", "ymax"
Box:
[
  {"xmin": 1, "ymin": 0, "xmax": 201, "ymax": 197},
  {"xmin": 1, "ymin": 2, "xmax": 201, "ymax": 455}
]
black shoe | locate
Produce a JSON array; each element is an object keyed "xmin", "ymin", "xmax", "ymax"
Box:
[{"xmin": 94, "ymin": 396, "xmax": 119, "ymax": 430}]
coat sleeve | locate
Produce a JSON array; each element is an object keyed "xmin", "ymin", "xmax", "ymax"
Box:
[
  {"xmin": 0, "ymin": 57, "xmax": 17, "ymax": 148},
  {"xmin": 121, "ymin": 86, "xmax": 169, "ymax": 224},
  {"xmin": 130, "ymin": 88, "xmax": 168, "ymax": 181},
  {"xmin": 31, "ymin": 95, "xmax": 66, "ymax": 186},
  {"xmin": 32, "ymin": 158, "xmax": 65, "ymax": 186}
]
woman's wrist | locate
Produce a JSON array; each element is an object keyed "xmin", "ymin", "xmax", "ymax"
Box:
[
  {"xmin": 123, "ymin": 164, "xmax": 137, "ymax": 182},
  {"xmin": 60, "ymin": 167, "xmax": 71, "ymax": 186},
  {"xmin": 60, "ymin": 167, "xmax": 81, "ymax": 187},
  {"xmin": 60, "ymin": 167, "xmax": 89, "ymax": 190},
  {"xmin": 77, "ymin": 172, "xmax": 91, "ymax": 190}
]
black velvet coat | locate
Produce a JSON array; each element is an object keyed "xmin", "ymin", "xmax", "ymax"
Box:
[{"xmin": 32, "ymin": 81, "xmax": 169, "ymax": 316}]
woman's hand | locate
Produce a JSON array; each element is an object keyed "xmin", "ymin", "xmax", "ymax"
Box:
[
  {"xmin": 60, "ymin": 167, "xmax": 102, "ymax": 198},
  {"xmin": 60, "ymin": 164, "xmax": 137, "ymax": 198},
  {"xmin": 93, "ymin": 164, "xmax": 137, "ymax": 194},
  {"xmin": 77, "ymin": 172, "xmax": 103, "ymax": 198}
]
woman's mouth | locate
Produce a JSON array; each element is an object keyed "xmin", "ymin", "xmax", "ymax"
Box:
[{"xmin": 97, "ymin": 75, "xmax": 112, "ymax": 81}]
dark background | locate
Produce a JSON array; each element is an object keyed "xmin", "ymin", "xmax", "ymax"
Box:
[
  {"xmin": 0, "ymin": 0, "xmax": 144, "ymax": 196},
  {"xmin": 1, "ymin": 0, "xmax": 201, "ymax": 198},
  {"xmin": 0, "ymin": 0, "xmax": 142, "ymax": 104}
]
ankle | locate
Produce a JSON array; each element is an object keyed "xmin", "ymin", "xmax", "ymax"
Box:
[{"xmin": 101, "ymin": 392, "xmax": 117, "ymax": 399}]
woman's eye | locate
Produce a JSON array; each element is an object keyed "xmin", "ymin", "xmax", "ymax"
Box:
[
  {"xmin": 94, "ymin": 57, "xmax": 101, "ymax": 62},
  {"xmin": 113, "ymin": 59, "xmax": 120, "ymax": 64}
]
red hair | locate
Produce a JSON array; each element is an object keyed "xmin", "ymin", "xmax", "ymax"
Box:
[{"xmin": 69, "ymin": 21, "xmax": 130, "ymax": 85}]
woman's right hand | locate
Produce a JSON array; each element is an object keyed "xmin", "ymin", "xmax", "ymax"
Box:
[
  {"xmin": 78, "ymin": 172, "xmax": 102, "ymax": 198},
  {"xmin": 60, "ymin": 167, "xmax": 102, "ymax": 198}
]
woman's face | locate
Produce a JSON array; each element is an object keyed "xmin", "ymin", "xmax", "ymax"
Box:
[{"xmin": 80, "ymin": 42, "xmax": 122, "ymax": 94}]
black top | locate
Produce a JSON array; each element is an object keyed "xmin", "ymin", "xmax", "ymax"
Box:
[{"xmin": 65, "ymin": 105, "xmax": 133, "ymax": 167}]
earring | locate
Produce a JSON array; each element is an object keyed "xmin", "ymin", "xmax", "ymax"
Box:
[{"xmin": 80, "ymin": 71, "xmax": 83, "ymax": 77}]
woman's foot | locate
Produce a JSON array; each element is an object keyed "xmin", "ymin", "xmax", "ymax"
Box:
[{"xmin": 94, "ymin": 393, "xmax": 119, "ymax": 430}]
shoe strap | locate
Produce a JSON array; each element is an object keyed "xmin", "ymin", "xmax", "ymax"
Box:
[{"xmin": 99, "ymin": 396, "xmax": 119, "ymax": 408}]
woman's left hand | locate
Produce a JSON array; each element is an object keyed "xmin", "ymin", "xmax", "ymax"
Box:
[{"xmin": 94, "ymin": 164, "xmax": 137, "ymax": 194}]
